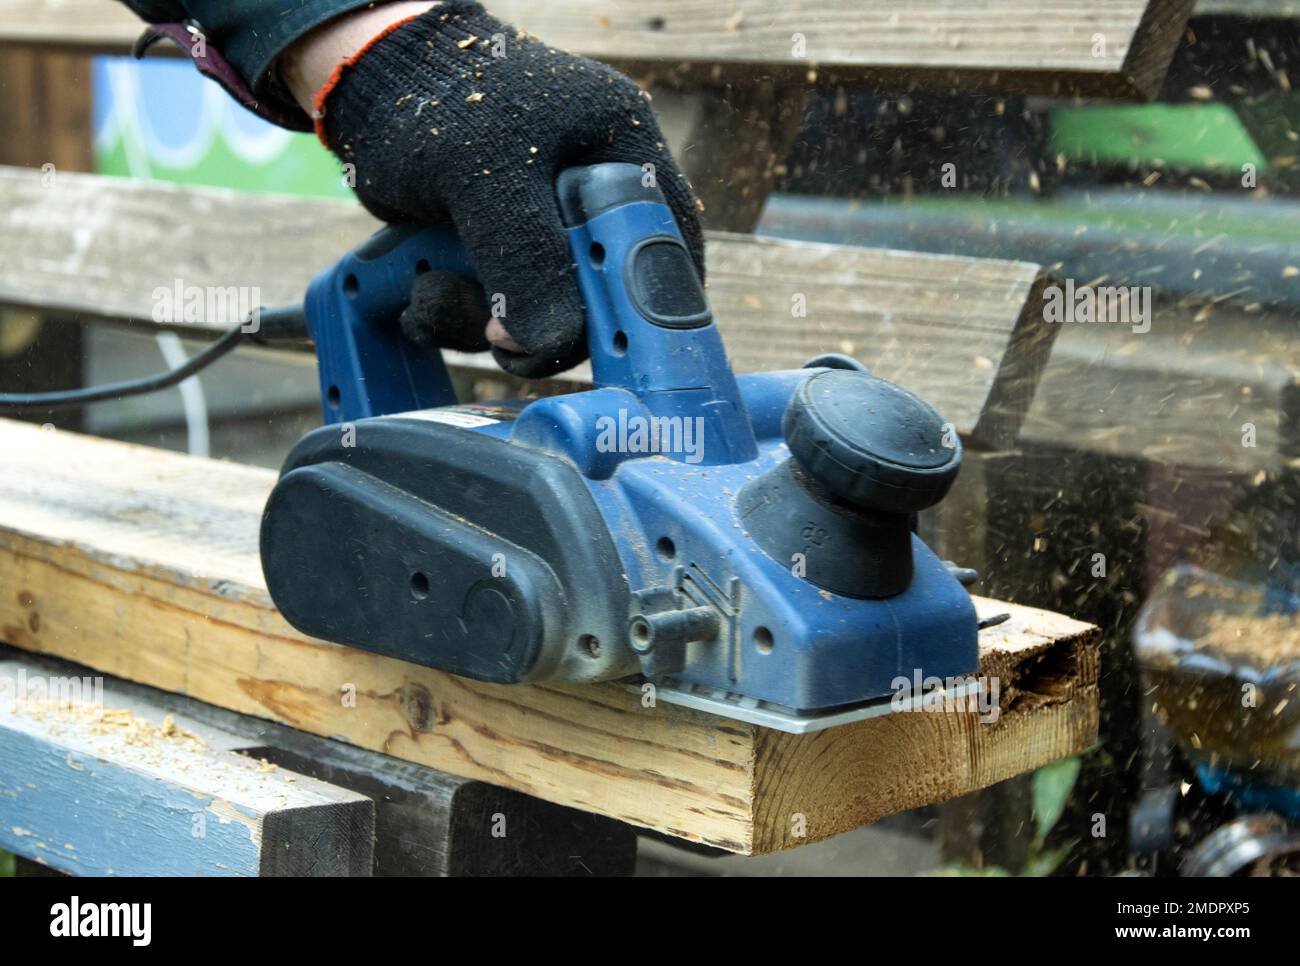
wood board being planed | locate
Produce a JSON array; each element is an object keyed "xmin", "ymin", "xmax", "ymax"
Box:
[
  {"xmin": 0, "ymin": 165, "xmax": 1056, "ymax": 450},
  {"xmin": 0, "ymin": 0, "xmax": 1193, "ymax": 98},
  {"xmin": 0, "ymin": 419, "xmax": 1099, "ymax": 854}
]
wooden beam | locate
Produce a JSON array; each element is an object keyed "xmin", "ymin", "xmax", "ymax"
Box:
[
  {"xmin": 1, "ymin": 650, "xmax": 638, "ymax": 876},
  {"xmin": 503, "ymin": 0, "xmax": 1195, "ymax": 100},
  {"xmin": 224, "ymin": 737, "xmax": 640, "ymax": 877},
  {"xmin": 0, "ymin": 166, "xmax": 1055, "ymax": 449},
  {"xmin": 0, "ymin": 418, "xmax": 1098, "ymax": 854},
  {"xmin": 0, "ymin": 656, "xmax": 374, "ymax": 876},
  {"xmin": 761, "ymin": 194, "xmax": 1300, "ymax": 472},
  {"xmin": 0, "ymin": 1, "xmax": 1192, "ymax": 98},
  {"xmin": 708, "ymin": 234, "xmax": 1058, "ymax": 451}
]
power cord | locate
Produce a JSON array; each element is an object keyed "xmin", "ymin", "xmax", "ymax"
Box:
[{"xmin": 0, "ymin": 306, "xmax": 308, "ymax": 412}]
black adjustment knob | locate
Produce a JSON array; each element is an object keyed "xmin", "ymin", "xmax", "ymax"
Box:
[{"xmin": 782, "ymin": 370, "xmax": 961, "ymax": 514}]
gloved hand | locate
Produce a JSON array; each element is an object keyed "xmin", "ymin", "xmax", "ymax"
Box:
[{"xmin": 320, "ymin": 1, "xmax": 704, "ymax": 378}]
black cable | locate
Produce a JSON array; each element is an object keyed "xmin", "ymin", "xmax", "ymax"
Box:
[
  {"xmin": 0, "ymin": 304, "xmax": 311, "ymax": 413},
  {"xmin": 0, "ymin": 322, "xmax": 246, "ymax": 412}
]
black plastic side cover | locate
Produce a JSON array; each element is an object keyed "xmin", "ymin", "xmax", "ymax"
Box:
[{"xmin": 259, "ymin": 419, "xmax": 631, "ymax": 684}]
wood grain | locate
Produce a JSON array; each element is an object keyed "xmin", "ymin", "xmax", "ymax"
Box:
[
  {"xmin": 1, "ymin": 651, "xmax": 638, "ymax": 875},
  {"xmin": 0, "ymin": 418, "xmax": 1099, "ymax": 853},
  {"xmin": 0, "ymin": 0, "xmax": 1193, "ymax": 98},
  {"xmin": 0, "ymin": 164, "xmax": 1056, "ymax": 449}
]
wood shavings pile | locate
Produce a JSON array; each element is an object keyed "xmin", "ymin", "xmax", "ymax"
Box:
[
  {"xmin": 1198, "ymin": 611, "xmax": 1300, "ymax": 668},
  {"xmin": 13, "ymin": 701, "xmax": 208, "ymax": 754}
]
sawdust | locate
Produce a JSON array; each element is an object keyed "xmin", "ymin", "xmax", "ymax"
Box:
[
  {"xmin": 1147, "ymin": 573, "xmax": 1300, "ymax": 669},
  {"xmin": 14, "ymin": 701, "xmax": 207, "ymax": 754},
  {"xmin": 1199, "ymin": 611, "xmax": 1300, "ymax": 667}
]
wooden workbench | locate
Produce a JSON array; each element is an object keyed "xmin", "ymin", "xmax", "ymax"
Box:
[
  {"xmin": 0, "ymin": 0, "xmax": 1194, "ymax": 98},
  {"xmin": 0, "ymin": 419, "xmax": 1099, "ymax": 854}
]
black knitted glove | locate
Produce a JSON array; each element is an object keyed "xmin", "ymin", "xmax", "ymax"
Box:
[{"xmin": 323, "ymin": 1, "xmax": 704, "ymax": 378}]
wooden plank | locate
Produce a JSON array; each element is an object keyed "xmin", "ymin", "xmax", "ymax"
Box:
[
  {"xmin": 497, "ymin": 0, "xmax": 1195, "ymax": 100},
  {"xmin": 0, "ymin": 165, "xmax": 1055, "ymax": 449},
  {"xmin": 0, "ymin": 656, "xmax": 374, "ymax": 876},
  {"xmin": 708, "ymin": 234, "xmax": 1058, "ymax": 450},
  {"xmin": 0, "ymin": 418, "xmax": 1099, "ymax": 854},
  {"xmin": 760, "ymin": 194, "xmax": 1300, "ymax": 471},
  {"xmin": 0, "ymin": 0, "xmax": 1192, "ymax": 98},
  {"xmin": 230, "ymin": 740, "xmax": 639, "ymax": 876},
  {"xmin": 1119, "ymin": 0, "xmax": 1203, "ymax": 98},
  {"xmin": 1, "ymin": 650, "xmax": 637, "ymax": 876}
]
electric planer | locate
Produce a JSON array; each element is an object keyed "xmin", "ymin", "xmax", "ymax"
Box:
[{"xmin": 259, "ymin": 162, "xmax": 982, "ymax": 731}]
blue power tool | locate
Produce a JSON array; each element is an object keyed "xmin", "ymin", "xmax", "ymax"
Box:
[{"xmin": 259, "ymin": 163, "xmax": 980, "ymax": 731}]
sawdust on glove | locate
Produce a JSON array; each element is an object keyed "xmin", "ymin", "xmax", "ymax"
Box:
[{"xmin": 320, "ymin": 0, "xmax": 705, "ymax": 378}]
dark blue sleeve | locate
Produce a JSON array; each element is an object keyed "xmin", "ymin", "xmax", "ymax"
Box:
[{"xmin": 118, "ymin": 0, "xmax": 381, "ymax": 126}]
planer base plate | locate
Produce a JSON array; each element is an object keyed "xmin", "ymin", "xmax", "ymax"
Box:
[{"xmin": 634, "ymin": 678, "xmax": 984, "ymax": 734}]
